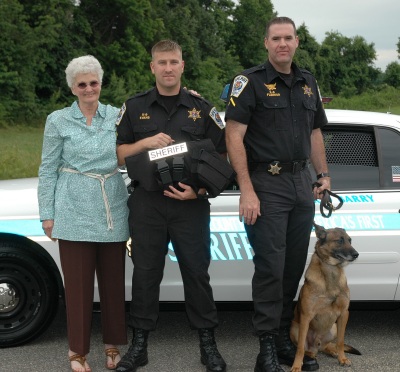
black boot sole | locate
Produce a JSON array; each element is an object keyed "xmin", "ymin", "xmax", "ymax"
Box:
[
  {"xmin": 137, "ymin": 357, "xmax": 149, "ymax": 368},
  {"xmin": 116, "ymin": 356, "xmax": 148, "ymax": 372},
  {"xmin": 254, "ymin": 364, "xmax": 284, "ymax": 372},
  {"xmin": 200, "ymin": 356, "xmax": 227, "ymax": 372}
]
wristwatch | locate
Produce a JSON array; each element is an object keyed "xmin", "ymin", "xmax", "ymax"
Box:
[{"xmin": 317, "ymin": 172, "xmax": 330, "ymax": 179}]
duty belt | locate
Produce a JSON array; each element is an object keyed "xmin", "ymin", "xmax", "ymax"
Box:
[{"xmin": 249, "ymin": 160, "xmax": 309, "ymax": 175}]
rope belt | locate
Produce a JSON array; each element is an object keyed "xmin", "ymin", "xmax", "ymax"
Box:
[{"xmin": 60, "ymin": 167, "xmax": 119, "ymax": 230}]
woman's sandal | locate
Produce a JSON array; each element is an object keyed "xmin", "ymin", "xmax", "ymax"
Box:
[
  {"xmin": 69, "ymin": 354, "xmax": 91, "ymax": 372},
  {"xmin": 105, "ymin": 347, "xmax": 120, "ymax": 370}
]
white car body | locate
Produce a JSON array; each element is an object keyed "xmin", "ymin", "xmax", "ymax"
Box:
[{"xmin": 1, "ymin": 109, "xmax": 400, "ymax": 347}]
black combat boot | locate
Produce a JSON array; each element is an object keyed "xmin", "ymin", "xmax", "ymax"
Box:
[
  {"xmin": 254, "ymin": 334, "xmax": 285, "ymax": 372},
  {"xmin": 116, "ymin": 329, "xmax": 149, "ymax": 372},
  {"xmin": 275, "ymin": 327, "xmax": 319, "ymax": 371},
  {"xmin": 198, "ymin": 328, "xmax": 227, "ymax": 372}
]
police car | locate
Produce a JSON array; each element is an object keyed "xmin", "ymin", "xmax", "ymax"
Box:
[{"xmin": 1, "ymin": 109, "xmax": 400, "ymax": 347}]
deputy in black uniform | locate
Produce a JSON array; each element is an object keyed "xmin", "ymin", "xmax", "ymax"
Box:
[
  {"xmin": 225, "ymin": 17, "xmax": 330, "ymax": 372},
  {"xmin": 115, "ymin": 40, "xmax": 226, "ymax": 372}
]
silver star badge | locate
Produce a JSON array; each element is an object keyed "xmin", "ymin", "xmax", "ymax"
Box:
[{"xmin": 268, "ymin": 163, "xmax": 282, "ymax": 175}]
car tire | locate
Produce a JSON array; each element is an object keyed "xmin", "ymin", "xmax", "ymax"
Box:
[{"xmin": 0, "ymin": 241, "xmax": 59, "ymax": 347}]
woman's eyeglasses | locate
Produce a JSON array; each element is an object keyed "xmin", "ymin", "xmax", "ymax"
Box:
[{"xmin": 76, "ymin": 81, "xmax": 100, "ymax": 89}]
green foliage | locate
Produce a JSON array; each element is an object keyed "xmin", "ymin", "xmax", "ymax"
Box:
[
  {"xmin": 0, "ymin": 0, "xmax": 37, "ymax": 124},
  {"xmin": 75, "ymin": 0, "xmax": 162, "ymax": 94},
  {"xmin": 0, "ymin": 0, "xmax": 89, "ymax": 125},
  {"xmin": 160, "ymin": 0, "xmax": 241, "ymax": 106},
  {"xmin": 318, "ymin": 32, "xmax": 377, "ymax": 96},
  {"xmin": 397, "ymin": 37, "xmax": 400, "ymax": 58},
  {"xmin": 101, "ymin": 72, "xmax": 130, "ymax": 107},
  {"xmin": 230, "ymin": 0, "xmax": 274, "ymax": 69},
  {"xmin": 294, "ymin": 23, "xmax": 321, "ymax": 74},
  {"xmin": 0, "ymin": 0, "xmax": 398, "ymax": 130},
  {"xmin": 194, "ymin": 57, "xmax": 227, "ymax": 111},
  {"xmin": 384, "ymin": 62, "xmax": 400, "ymax": 88}
]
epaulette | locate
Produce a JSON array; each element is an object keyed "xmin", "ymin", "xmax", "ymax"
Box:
[
  {"xmin": 242, "ymin": 63, "xmax": 266, "ymax": 76},
  {"xmin": 186, "ymin": 89, "xmax": 212, "ymax": 106},
  {"xmin": 299, "ymin": 67, "xmax": 313, "ymax": 76},
  {"xmin": 125, "ymin": 87, "xmax": 154, "ymax": 102}
]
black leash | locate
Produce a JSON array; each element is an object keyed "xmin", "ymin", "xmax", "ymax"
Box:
[{"xmin": 312, "ymin": 182, "xmax": 344, "ymax": 218}]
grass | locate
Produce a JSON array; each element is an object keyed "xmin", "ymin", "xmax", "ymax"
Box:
[
  {"xmin": 0, "ymin": 126, "xmax": 44, "ymax": 180},
  {"xmin": 328, "ymin": 86, "xmax": 400, "ymax": 114}
]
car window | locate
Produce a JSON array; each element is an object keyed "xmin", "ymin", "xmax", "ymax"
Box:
[
  {"xmin": 317, "ymin": 124, "xmax": 380, "ymax": 191},
  {"xmin": 376, "ymin": 127, "xmax": 400, "ymax": 188}
]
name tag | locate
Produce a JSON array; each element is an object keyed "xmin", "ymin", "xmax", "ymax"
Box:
[{"xmin": 148, "ymin": 142, "xmax": 188, "ymax": 161}]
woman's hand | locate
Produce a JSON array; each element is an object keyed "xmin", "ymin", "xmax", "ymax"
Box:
[{"xmin": 42, "ymin": 219, "xmax": 57, "ymax": 241}]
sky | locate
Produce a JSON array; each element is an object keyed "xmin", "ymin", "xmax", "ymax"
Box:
[{"xmin": 271, "ymin": 0, "xmax": 399, "ymax": 70}]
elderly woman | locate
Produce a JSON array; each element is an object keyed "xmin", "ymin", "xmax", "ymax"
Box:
[{"xmin": 38, "ymin": 55, "xmax": 129, "ymax": 372}]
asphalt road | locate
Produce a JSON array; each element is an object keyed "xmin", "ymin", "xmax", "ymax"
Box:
[{"xmin": 2, "ymin": 304, "xmax": 400, "ymax": 372}]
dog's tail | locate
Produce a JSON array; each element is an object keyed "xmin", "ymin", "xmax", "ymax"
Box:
[{"xmin": 344, "ymin": 344, "xmax": 362, "ymax": 355}]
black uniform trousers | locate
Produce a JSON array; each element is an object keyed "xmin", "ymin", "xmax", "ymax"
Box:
[
  {"xmin": 127, "ymin": 186, "xmax": 219, "ymax": 331},
  {"xmin": 245, "ymin": 169, "xmax": 315, "ymax": 336}
]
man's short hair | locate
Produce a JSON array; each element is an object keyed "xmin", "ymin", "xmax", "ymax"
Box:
[
  {"xmin": 265, "ymin": 16, "xmax": 297, "ymax": 38},
  {"xmin": 151, "ymin": 40, "xmax": 182, "ymax": 59}
]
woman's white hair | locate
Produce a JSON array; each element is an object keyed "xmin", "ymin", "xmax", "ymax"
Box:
[{"xmin": 65, "ymin": 55, "xmax": 104, "ymax": 88}]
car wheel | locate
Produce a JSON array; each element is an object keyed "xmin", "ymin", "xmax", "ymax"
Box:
[{"xmin": 0, "ymin": 241, "xmax": 59, "ymax": 347}]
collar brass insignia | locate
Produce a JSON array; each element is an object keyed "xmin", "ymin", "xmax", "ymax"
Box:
[
  {"xmin": 140, "ymin": 113, "xmax": 150, "ymax": 120},
  {"xmin": 188, "ymin": 108, "xmax": 201, "ymax": 121},
  {"xmin": 268, "ymin": 162, "xmax": 282, "ymax": 175},
  {"xmin": 303, "ymin": 85, "xmax": 313, "ymax": 97}
]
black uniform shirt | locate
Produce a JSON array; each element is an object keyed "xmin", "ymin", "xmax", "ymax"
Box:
[
  {"xmin": 116, "ymin": 87, "xmax": 226, "ymax": 154},
  {"xmin": 225, "ymin": 61, "xmax": 328, "ymax": 163}
]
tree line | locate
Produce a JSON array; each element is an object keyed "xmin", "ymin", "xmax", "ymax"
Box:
[{"xmin": 1, "ymin": 0, "xmax": 399, "ymax": 127}]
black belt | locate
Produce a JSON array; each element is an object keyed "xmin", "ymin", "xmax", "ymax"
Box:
[{"xmin": 249, "ymin": 160, "xmax": 309, "ymax": 175}]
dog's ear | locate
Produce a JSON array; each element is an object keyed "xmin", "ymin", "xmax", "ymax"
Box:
[{"xmin": 313, "ymin": 222, "xmax": 327, "ymax": 241}]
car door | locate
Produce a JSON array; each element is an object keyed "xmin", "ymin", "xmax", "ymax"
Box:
[
  {"xmin": 161, "ymin": 111, "xmax": 400, "ymax": 304},
  {"xmin": 309, "ymin": 119, "xmax": 400, "ymax": 302}
]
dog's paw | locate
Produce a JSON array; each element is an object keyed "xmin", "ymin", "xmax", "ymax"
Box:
[
  {"xmin": 338, "ymin": 357, "xmax": 351, "ymax": 367},
  {"xmin": 291, "ymin": 366, "xmax": 302, "ymax": 372}
]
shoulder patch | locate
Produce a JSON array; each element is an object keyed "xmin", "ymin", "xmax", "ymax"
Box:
[
  {"xmin": 116, "ymin": 103, "xmax": 126, "ymax": 126},
  {"xmin": 209, "ymin": 107, "xmax": 224, "ymax": 129},
  {"xmin": 231, "ymin": 75, "xmax": 249, "ymax": 98}
]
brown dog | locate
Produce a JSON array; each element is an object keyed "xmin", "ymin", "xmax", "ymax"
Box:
[{"xmin": 290, "ymin": 223, "xmax": 361, "ymax": 372}]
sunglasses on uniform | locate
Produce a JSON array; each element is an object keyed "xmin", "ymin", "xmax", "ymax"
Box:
[{"xmin": 76, "ymin": 81, "xmax": 100, "ymax": 89}]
